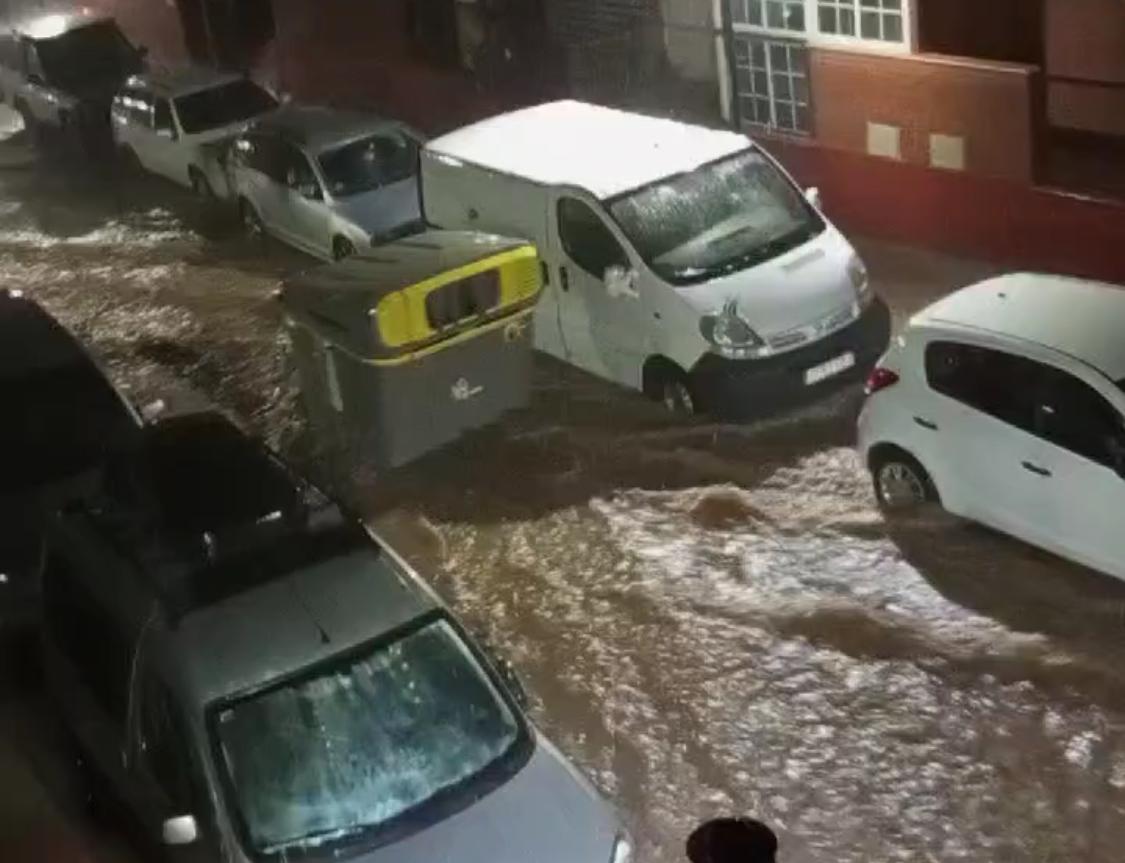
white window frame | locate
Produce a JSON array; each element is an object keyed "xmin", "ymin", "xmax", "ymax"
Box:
[
  {"xmin": 731, "ymin": 35, "xmax": 812, "ymax": 134},
  {"xmin": 725, "ymin": 0, "xmax": 917, "ymax": 54}
]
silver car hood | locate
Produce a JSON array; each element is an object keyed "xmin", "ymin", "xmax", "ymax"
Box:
[
  {"xmin": 346, "ymin": 737, "xmax": 619, "ymax": 863},
  {"xmin": 331, "ymin": 177, "xmax": 422, "ymax": 239}
]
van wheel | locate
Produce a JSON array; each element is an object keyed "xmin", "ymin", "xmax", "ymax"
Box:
[
  {"xmin": 189, "ymin": 167, "xmax": 215, "ymax": 202},
  {"xmin": 870, "ymin": 448, "xmax": 937, "ymax": 511},
  {"xmin": 240, "ymin": 198, "xmax": 265, "ymax": 243},
  {"xmin": 659, "ymin": 368, "xmax": 697, "ymax": 416},
  {"xmin": 118, "ymin": 144, "xmax": 141, "ymax": 172},
  {"xmin": 332, "ymin": 236, "xmax": 355, "ymax": 261}
]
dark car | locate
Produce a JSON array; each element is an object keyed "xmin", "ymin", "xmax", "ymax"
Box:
[
  {"xmin": 0, "ymin": 12, "xmax": 144, "ymax": 153},
  {"xmin": 0, "ymin": 289, "xmax": 141, "ymax": 632},
  {"xmin": 41, "ymin": 410, "xmax": 628, "ymax": 863}
]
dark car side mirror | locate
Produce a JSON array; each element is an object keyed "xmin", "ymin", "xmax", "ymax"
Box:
[{"xmin": 26, "ymin": 72, "xmax": 43, "ymax": 86}]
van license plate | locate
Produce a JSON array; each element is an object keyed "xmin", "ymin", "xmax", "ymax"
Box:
[{"xmin": 804, "ymin": 352, "xmax": 855, "ymax": 385}]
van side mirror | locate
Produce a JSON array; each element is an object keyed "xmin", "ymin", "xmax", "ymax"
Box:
[
  {"xmin": 162, "ymin": 815, "xmax": 198, "ymax": 846},
  {"xmin": 496, "ymin": 656, "xmax": 529, "ymax": 710},
  {"xmin": 604, "ymin": 264, "xmax": 639, "ymax": 300},
  {"xmin": 805, "ymin": 186, "xmax": 822, "ymax": 210},
  {"xmin": 299, "ymin": 181, "xmax": 322, "ymax": 201}
]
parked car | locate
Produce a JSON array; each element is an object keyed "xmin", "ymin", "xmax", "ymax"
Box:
[
  {"xmin": 0, "ymin": 289, "xmax": 142, "ymax": 632},
  {"xmin": 422, "ymin": 100, "xmax": 890, "ymax": 419},
  {"xmin": 228, "ymin": 105, "xmax": 424, "ymax": 261},
  {"xmin": 0, "ymin": 12, "xmax": 144, "ymax": 154},
  {"xmin": 42, "ymin": 410, "xmax": 631, "ymax": 863},
  {"xmin": 111, "ymin": 68, "xmax": 279, "ymax": 199},
  {"xmin": 858, "ymin": 273, "xmax": 1125, "ymax": 580}
]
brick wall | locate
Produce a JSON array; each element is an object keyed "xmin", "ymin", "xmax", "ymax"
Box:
[
  {"xmin": 809, "ymin": 48, "xmax": 1038, "ymax": 183},
  {"xmin": 1045, "ymin": 0, "xmax": 1125, "ymax": 137}
]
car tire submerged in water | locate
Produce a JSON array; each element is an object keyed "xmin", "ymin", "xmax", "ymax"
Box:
[
  {"xmin": 239, "ymin": 198, "xmax": 266, "ymax": 245},
  {"xmin": 870, "ymin": 448, "xmax": 938, "ymax": 512},
  {"xmin": 332, "ymin": 236, "xmax": 355, "ymax": 261}
]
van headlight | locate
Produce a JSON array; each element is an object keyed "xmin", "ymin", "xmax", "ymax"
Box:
[
  {"xmin": 611, "ymin": 835, "xmax": 633, "ymax": 863},
  {"xmin": 848, "ymin": 254, "xmax": 873, "ymax": 308},
  {"xmin": 700, "ymin": 299, "xmax": 767, "ymax": 360}
]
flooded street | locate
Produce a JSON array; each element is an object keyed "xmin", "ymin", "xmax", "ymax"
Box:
[{"xmin": 4, "ymin": 132, "xmax": 1125, "ymax": 863}]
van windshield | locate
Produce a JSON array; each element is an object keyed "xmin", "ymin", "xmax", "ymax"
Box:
[
  {"xmin": 212, "ymin": 618, "xmax": 524, "ymax": 857},
  {"xmin": 608, "ymin": 148, "xmax": 824, "ymax": 285},
  {"xmin": 174, "ymin": 80, "xmax": 277, "ymax": 135},
  {"xmin": 318, "ymin": 131, "xmax": 419, "ymax": 198}
]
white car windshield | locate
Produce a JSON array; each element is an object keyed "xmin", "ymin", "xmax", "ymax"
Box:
[
  {"xmin": 213, "ymin": 618, "xmax": 522, "ymax": 857},
  {"xmin": 174, "ymin": 80, "xmax": 277, "ymax": 135},
  {"xmin": 608, "ymin": 148, "xmax": 824, "ymax": 285},
  {"xmin": 317, "ymin": 131, "xmax": 418, "ymax": 198}
]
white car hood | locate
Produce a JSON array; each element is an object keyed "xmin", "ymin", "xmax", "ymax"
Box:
[{"xmin": 677, "ymin": 227, "xmax": 859, "ymax": 338}]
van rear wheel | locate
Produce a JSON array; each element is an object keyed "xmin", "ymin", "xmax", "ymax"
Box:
[
  {"xmin": 240, "ymin": 199, "xmax": 265, "ymax": 243},
  {"xmin": 658, "ymin": 368, "xmax": 697, "ymax": 417},
  {"xmin": 332, "ymin": 236, "xmax": 356, "ymax": 261}
]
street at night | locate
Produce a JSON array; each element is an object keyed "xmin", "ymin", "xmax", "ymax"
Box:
[{"xmin": 4, "ymin": 120, "xmax": 1125, "ymax": 863}]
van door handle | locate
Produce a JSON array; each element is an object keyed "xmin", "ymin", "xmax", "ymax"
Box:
[
  {"xmin": 1022, "ymin": 461, "xmax": 1052, "ymax": 478},
  {"xmin": 913, "ymin": 417, "xmax": 938, "ymax": 431},
  {"xmin": 559, "ymin": 266, "xmax": 569, "ymax": 292}
]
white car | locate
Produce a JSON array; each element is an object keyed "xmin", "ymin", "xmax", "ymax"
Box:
[
  {"xmin": 111, "ymin": 68, "xmax": 279, "ymax": 199},
  {"xmin": 858, "ymin": 273, "xmax": 1125, "ymax": 580}
]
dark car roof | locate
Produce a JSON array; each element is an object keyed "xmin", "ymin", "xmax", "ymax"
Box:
[
  {"xmin": 250, "ymin": 104, "xmax": 407, "ymax": 155},
  {"xmin": 90, "ymin": 411, "xmax": 360, "ymax": 620}
]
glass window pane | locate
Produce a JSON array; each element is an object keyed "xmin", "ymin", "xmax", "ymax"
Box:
[
  {"xmin": 882, "ymin": 0, "xmax": 902, "ymax": 9},
  {"xmin": 749, "ymin": 0, "xmax": 763, "ymax": 26},
  {"xmin": 883, "ymin": 13, "xmax": 903, "ymax": 42},
  {"xmin": 775, "ymin": 102, "xmax": 796, "ymax": 130},
  {"xmin": 860, "ymin": 10, "xmax": 880, "ymax": 38},
  {"xmin": 769, "ymin": 43, "xmax": 788, "ymax": 70},
  {"xmin": 772, "ymin": 74, "xmax": 792, "ymax": 100},
  {"xmin": 736, "ymin": 69, "xmax": 752, "ymax": 92},
  {"xmin": 751, "ymin": 40, "xmax": 767, "ymax": 67},
  {"xmin": 840, "ymin": 8, "xmax": 856, "ymax": 34},
  {"xmin": 734, "ymin": 38, "xmax": 749, "ymax": 62},
  {"xmin": 795, "ymin": 105, "xmax": 810, "ymax": 132},
  {"xmin": 793, "ymin": 75, "xmax": 809, "ymax": 103},
  {"xmin": 753, "ymin": 71, "xmax": 769, "ymax": 95},
  {"xmin": 766, "ymin": 1, "xmax": 785, "ymax": 29},
  {"xmin": 859, "ymin": 0, "xmax": 879, "ymax": 7},
  {"xmin": 754, "ymin": 98, "xmax": 772, "ymax": 124},
  {"xmin": 788, "ymin": 3, "xmax": 804, "ymax": 30},
  {"xmin": 818, "ymin": 7, "xmax": 837, "ymax": 33}
]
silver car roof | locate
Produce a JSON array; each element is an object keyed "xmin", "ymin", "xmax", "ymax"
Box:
[
  {"xmin": 124, "ymin": 66, "xmax": 246, "ymax": 99},
  {"xmin": 250, "ymin": 104, "xmax": 412, "ymax": 155}
]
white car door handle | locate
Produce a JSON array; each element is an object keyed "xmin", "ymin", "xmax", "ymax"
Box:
[
  {"xmin": 913, "ymin": 416, "xmax": 938, "ymax": 431},
  {"xmin": 1022, "ymin": 461, "xmax": 1052, "ymax": 478}
]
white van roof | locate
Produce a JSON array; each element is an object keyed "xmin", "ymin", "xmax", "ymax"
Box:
[
  {"xmin": 426, "ymin": 100, "xmax": 750, "ymax": 200},
  {"xmin": 915, "ymin": 273, "xmax": 1125, "ymax": 380}
]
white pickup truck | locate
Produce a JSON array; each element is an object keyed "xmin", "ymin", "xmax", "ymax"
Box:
[{"xmin": 0, "ymin": 11, "xmax": 144, "ymax": 155}]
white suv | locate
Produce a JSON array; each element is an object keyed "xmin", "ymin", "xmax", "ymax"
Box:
[{"xmin": 858, "ymin": 273, "xmax": 1125, "ymax": 580}]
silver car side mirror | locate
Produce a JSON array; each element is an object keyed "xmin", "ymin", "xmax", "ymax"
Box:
[
  {"xmin": 805, "ymin": 186, "xmax": 822, "ymax": 210},
  {"xmin": 162, "ymin": 815, "xmax": 198, "ymax": 846}
]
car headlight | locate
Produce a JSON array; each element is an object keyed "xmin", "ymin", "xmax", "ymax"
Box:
[
  {"xmin": 611, "ymin": 834, "xmax": 633, "ymax": 863},
  {"xmin": 699, "ymin": 299, "xmax": 767, "ymax": 360},
  {"xmin": 848, "ymin": 253, "xmax": 873, "ymax": 307}
]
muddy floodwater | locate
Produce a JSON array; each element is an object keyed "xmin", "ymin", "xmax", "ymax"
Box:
[{"xmin": 4, "ymin": 138, "xmax": 1125, "ymax": 863}]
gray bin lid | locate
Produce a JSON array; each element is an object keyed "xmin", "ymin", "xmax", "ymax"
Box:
[{"xmin": 280, "ymin": 230, "xmax": 530, "ymax": 359}]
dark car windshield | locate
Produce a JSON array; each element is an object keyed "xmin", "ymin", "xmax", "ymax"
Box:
[
  {"xmin": 212, "ymin": 618, "xmax": 523, "ymax": 857},
  {"xmin": 317, "ymin": 131, "xmax": 419, "ymax": 198},
  {"xmin": 35, "ymin": 21, "xmax": 140, "ymax": 90},
  {"xmin": 608, "ymin": 148, "xmax": 824, "ymax": 285},
  {"xmin": 174, "ymin": 80, "xmax": 278, "ymax": 135},
  {"xmin": 0, "ymin": 361, "xmax": 137, "ymax": 494}
]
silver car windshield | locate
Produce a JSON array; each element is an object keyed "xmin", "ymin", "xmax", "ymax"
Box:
[
  {"xmin": 608, "ymin": 148, "xmax": 824, "ymax": 286},
  {"xmin": 213, "ymin": 618, "xmax": 521, "ymax": 856},
  {"xmin": 317, "ymin": 131, "xmax": 419, "ymax": 198}
]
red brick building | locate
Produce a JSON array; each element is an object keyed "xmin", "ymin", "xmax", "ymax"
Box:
[{"xmin": 6, "ymin": 0, "xmax": 1124, "ymax": 279}]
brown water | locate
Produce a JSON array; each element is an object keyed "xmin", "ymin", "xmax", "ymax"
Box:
[{"xmin": 4, "ymin": 142, "xmax": 1125, "ymax": 863}]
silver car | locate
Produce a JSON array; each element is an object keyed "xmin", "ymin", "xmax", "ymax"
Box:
[
  {"xmin": 228, "ymin": 105, "xmax": 424, "ymax": 260},
  {"xmin": 42, "ymin": 412, "xmax": 631, "ymax": 863}
]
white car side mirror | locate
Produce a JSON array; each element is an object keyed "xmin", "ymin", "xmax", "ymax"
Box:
[
  {"xmin": 162, "ymin": 814, "xmax": 198, "ymax": 846},
  {"xmin": 604, "ymin": 265, "xmax": 639, "ymax": 300},
  {"xmin": 805, "ymin": 186, "xmax": 822, "ymax": 210}
]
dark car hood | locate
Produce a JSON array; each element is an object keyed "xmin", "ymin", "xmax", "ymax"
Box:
[{"xmin": 341, "ymin": 738, "xmax": 619, "ymax": 863}]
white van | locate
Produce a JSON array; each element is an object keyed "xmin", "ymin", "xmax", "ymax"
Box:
[{"xmin": 421, "ymin": 101, "xmax": 890, "ymax": 418}]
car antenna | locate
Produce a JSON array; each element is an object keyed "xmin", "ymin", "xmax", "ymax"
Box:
[{"xmin": 287, "ymin": 580, "xmax": 331, "ymax": 645}]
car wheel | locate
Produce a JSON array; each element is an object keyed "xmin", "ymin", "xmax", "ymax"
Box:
[
  {"xmin": 117, "ymin": 144, "xmax": 141, "ymax": 172},
  {"xmin": 240, "ymin": 199, "xmax": 265, "ymax": 243},
  {"xmin": 189, "ymin": 168, "xmax": 215, "ymax": 202},
  {"xmin": 332, "ymin": 236, "xmax": 356, "ymax": 261},
  {"xmin": 871, "ymin": 450, "xmax": 936, "ymax": 511}
]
